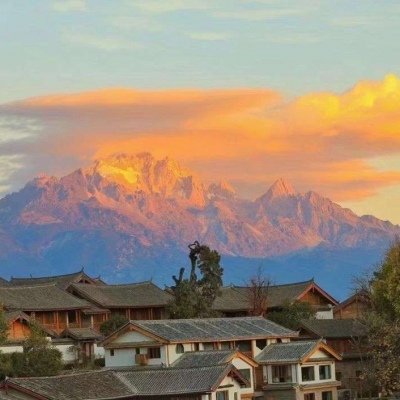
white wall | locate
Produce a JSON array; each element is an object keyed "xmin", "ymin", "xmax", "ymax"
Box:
[
  {"xmin": 231, "ymin": 357, "xmax": 255, "ymax": 396},
  {"xmin": 114, "ymin": 330, "xmax": 156, "ymax": 343},
  {"xmin": 105, "ymin": 345, "xmax": 167, "ymax": 367},
  {"xmin": 211, "ymin": 375, "xmax": 242, "ymax": 400}
]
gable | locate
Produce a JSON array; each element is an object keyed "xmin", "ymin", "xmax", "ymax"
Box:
[
  {"xmin": 308, "ymin": 349, "xmax": 332, "ymax": 360},
  {"xmin": 114, "ymin": 330, "xmax": 161, "ymax": 344}
]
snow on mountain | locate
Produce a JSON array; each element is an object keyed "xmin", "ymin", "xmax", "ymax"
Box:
[{"xmin": 0, "ymin": 152, "xmax": 398, "ymax": 279}]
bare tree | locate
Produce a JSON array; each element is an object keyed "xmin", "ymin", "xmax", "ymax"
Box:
[{"xmin": 245, "ymin": 264, "xmax": 273, "ymax": 317}]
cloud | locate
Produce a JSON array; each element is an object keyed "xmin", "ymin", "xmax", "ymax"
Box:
[
  {"xmin": 1, "ymin": 75, "xmax": 400, "ymax": 204},
  {"xmin": 64, "ymin": 32, "xmax": 141, "ymax": 51},
  {"xmin": 50, "ymin": 0, "xmax": 87, "ymax": 12},
  {"xmin": 331, "ymin": 16, "xmax": 378, "ymax": 28},
  {"xmin": 129, "ymin": 0, "xmax": 210, "ymax": 13},
  {"xmin": 188, "ymin": 32, "xmax": 230, "ymax": 41},
  {"xmin": 110, "ymin": 16, "xmax": 163, "ymax": 32},
  {"xmin": 212, "ymin": 7, "xmax": 311, "ymax": 21}
]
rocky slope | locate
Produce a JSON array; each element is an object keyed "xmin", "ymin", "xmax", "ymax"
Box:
[{"xmin": 0, "ymin": 152, "xmax": 398, "ymax": 284}]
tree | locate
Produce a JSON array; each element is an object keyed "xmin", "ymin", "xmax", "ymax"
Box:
[
  {"xmin": 370, "ymin": 237, "xmax": 400, "ymax": 319},
  {"xmin": 267, "ymin": 300, "xmax": 315, "ymax": 330},
  {"xmin": 245, "ymin": 265, "xmax": 272, "ymax": 317},
  {"xmin": 100, "ymin": 315, "xmax": 129, "ymax": 336},
  {"xmin": 168, "ymin": 241, "xmax": 223, "ymax": 319},
  {"xmin": 354, "ymin": 238, "xmax": 400, "ymax": 395},
  {"xmin": 12, "ymin": 322, "xmax": 63, "ymax": 377},
  {"xmin": 0, "ymin": 306, "xmax": 9, "ymax": 345}
]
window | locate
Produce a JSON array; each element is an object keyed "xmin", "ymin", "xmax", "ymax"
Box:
[
  {"xmin": 304, "ymin": 394, "xmax": 315, "ymax": 400},
  {"xmin": 68, "ymin": 310, "xmax": 77, "ymax": 324},
  {"xmin": 301, "ymin": 366, "xmax": 315, "ymax": 382},
  {"xmin": 221, "ymin": 341, "xmax": 232, "ymax": 350},
  {"xmin": 322, "ymin": 392, "xmax": 333, "ymax": 400},
  {"xmin": 148, "ymin": 347, "xmax": 161, "ymax": 359},
  {"xmin": 216, "ymin": 391, "xmax": 228, "ymax": 400},
  {"xmin": 319, "ymin": 365, "xmax": 331, "ymax": 380},
  {"xmin": 272, "ymin": 365, "xmax": 292, "ymax": 383},
  {"xmin": 176, "ymin": 344, "xmax": 184, "ymax": 354},
  {"xmin": 256, "ymin": 339, "xmax": 267, "ymax": 350},
  {"xmin": 193, "ymin": 343, "xmax": 200, "ymax": 351},
  {"xmin": 44, "ymin": 312, "xmax": 55, "ymax": 324},
  {"xmin": 238, "ymin": 368, "xmax": 251, "ymax": 382},
  {"xmin": 203, "ymin": 342, "xmax": 215, "ymax": 351},
  {"xmin": 110, "ymin": 349, "xmax": 115, "ymax": 357},
  {"xmin": 237, "ymin": 340, "xmax": 252, "ymax": 352}
]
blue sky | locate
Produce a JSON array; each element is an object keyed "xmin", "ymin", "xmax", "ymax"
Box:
[{"xmin": 1, "ymin": 0, "xmax": 400, "ymax": 102}]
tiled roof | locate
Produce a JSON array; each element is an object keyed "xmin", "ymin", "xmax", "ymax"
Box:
[
  {"xmin": 130, "ymin": 316, "xmax": 297, "ymax": 342},
  {"xmin": 214, "ymin": 279, "xmax": 337, "ymax": 312},
  {"xmin": 0, "ymin": 277, "xmax": 9, "ymax": 287},
  {"xmin": 115, "ymin": 364, "xmax": 237, "ymax": 395},
  {"xmin": 9, "ymin": 270, "xmax": 97, "ymax": 289},
  {"xmin": 4, "ymin": 370, "xmax": 132, "ymax": 400},
  {"xmin": 256, "ymin": 340, "xmax": 320, "ymax": 363},
  {"xmin": 4, "ymin": 310, "xmax": 31, "ymax": 323},
  {"xmin": 213, "ymin": 286, "xmax": 250, "ymax": 311},
  {"xmin": 171, "ymin": 349, "xmax": 237, "ymax": 368},
  {"xmin": 0, "ymin": 284, "xmax": 91, "ymax": 311},
  {"xmin": 3, "ymin": 365, "xmax": 242, "ymax": 399},
  {"xmin": 61, "ymin": 327, "xmax": 104, "ymax": 341},
  {"xmin": 69, "ymin": 281, "xmax": 173, "ymax": 308},
  {"xmin": 299, "ymin": 319, "xmax": 367, "ymax": 339}
]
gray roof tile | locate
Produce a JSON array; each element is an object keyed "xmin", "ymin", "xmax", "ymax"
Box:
[
  {"xmin": 70, "ymin": 281, "xmax": 173, "ymax": 308},
  {"xmin": 131, "ymin": 316, "xmax": 297, "ymax": 342},
  {"xmin": 171, "ymin": 349, "xmax": 237, "ymax": 368},
  {"xmin": 299, "ymin": 319, "xmax": 367, "ymax": 339},
  {"xmin": 256, "ymin": 340, "xmax": 320, "ymax": 363},
  {"xmin": 61, "ymin": 327, "xmax": 104, "ymax": 341},
  {"xmin": 0, "ymin": 284, "xmax": 91, "ymax": 311},
  {"xmin": 9, "ymin": 270, "xmax": 98, "ymax": 289},
  {"xmin": 214, "ymin": 280, "xmax": 324, "ymax": 311},
  {"xmin": 5, "ymin": 364, "xmax": 243, "ymax": 399}
]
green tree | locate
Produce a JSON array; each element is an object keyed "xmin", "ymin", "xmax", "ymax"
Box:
[
  {"xmin": 355, "ymin": 238, "xmax": 400, "ymax": 395},
  {"xmin": 267, "ymin": 300, "xmax": 315, "ymax": 330},
  {"xmin": 100, "ymin": 315, "xmax": 129, "ymax": 336},
  {"xmin": 12, "ymin": 322, "xmax": 63, "ymax": 377},
  {"xmin": 168, "ymin": 241, "xmax": 223, "ymax": 319},
  {"xmin": 0, "ymin": 306, "xmax": 9, "ymax": 345},
  {"xmin": 371, "ymin": 237, "xmax": 400, "ymax": 319}
]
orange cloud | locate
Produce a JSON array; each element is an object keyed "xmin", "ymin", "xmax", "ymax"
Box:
[{"xmin": 1, "ymin": 75, "xmax": 400, "ymax": 204}]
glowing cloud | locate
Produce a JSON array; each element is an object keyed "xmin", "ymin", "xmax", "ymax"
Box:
[{"xmin": 1, "ymin": 75, "xmax": 400, "ymax": 206}]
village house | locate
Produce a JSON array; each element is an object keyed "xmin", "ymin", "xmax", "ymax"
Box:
[
  {"xmin": 99, "ymin": 316, "xmax": 298, "ymax": 398},
  {"xmin": 0, "ymin": 284, "xmax": 93, "ymax": 335},
  {"xmin": 0, "ymin": 365, "xmax": 251, "ymax": 400},
  {"xmin": 255, "ymin": 340, "xmax": 342, "ymax": 400},
  {"xmin": 6, "ymin": 271, "xmax": 174, "ymax": 331},
  {"xmin": 297, "ymin": 319, "xmax": 367, "ymax": 396},
  {"xmin": 67, "ymin": 281, "xmax": 173, "ymax": 326},
  {"xmin": 171, "ymin": 349, "xmax": 259, "ymax": 399},
  {"xmin": 214, "ymin": 280, "xmax": 339, "ymax": 319},
  {"xmin": 333, "ymin": 292, "xmax": 369, "ymax": 320},
  {"xmin": 9, "ymin": 269, "xmax": 104, "ymax": 290}
]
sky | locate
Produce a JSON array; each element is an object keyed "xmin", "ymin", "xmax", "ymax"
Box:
[{"xmin": 1, "ymin": 0, "xmax": 400, "ymax": 223}]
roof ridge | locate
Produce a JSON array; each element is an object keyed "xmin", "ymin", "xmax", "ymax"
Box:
[
  {"xmin": 72, "ymin": 280, "xmax": 152, "ymax": 288},
  {"xmin": 10, "ymin": 270, "xmax": 84, "ymax": 281},
  {"xmin": 229, "ymin": 279, "xmax": 314, "ymax": 289},
  {"xmin": 0, "ymin": 283, "xmax": 62, "ymax": 289}
]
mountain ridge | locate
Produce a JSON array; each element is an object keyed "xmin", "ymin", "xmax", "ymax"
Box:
[{"xmin": 0, "ymin": 152, "xmax": 398, "ymax": 294}]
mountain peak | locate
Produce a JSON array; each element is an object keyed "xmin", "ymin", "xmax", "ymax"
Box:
[
  {"xmin": 261, "ymin": 178, "xmax": 297, "ymax": 201},
  {"xmin": 207, "ymin": 181, "xmax": 236, "ymax": 199},
  {"xmin": 87, "ymin": 152, "xmax": 206, "ymax": 207}
]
